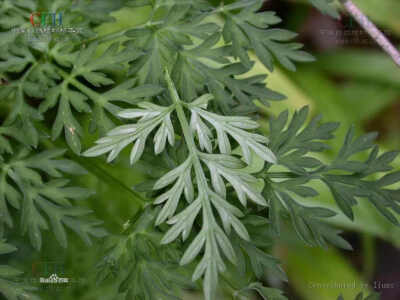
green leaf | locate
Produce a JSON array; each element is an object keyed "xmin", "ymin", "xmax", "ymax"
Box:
[
  {"xmin": 0, "ymin": 148, "xmax": 106, "ymax": 250},
  {"xmin": 84, "ymin": 102, "xmax": 174, "ymax": 163},
  {"xmin": 125, "ymin": 4, "xmax": 217, "ymax": 84},
  {"xmin": 238, "ymin": 282, "xmax": 288, "ymax": 300},
  {"xmin": 96, "ymin": 207, "xmax": 192, "ymax": 300},
  {"xmin": 269, "ymin": 106, "xmax": 339, "ymax": 174},
  {"xmin": 308, "ymin": 0, "xmax": 340, "ymax": 18},
  {"xmin": 221, "ymin": 2, "xmax": 315, "ymax": 71}
]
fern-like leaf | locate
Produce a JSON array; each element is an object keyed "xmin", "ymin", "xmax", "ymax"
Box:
[
  {"xmin": 85, "ymin": 70, "xmax": 278, "ymax": 299},
  {"xmin": 220, "ymin": 0, "xmax": 315, "ymax": 71},
  {"xmin": 0, "ymin": 148, "xmax": 107, "ymax": 250}
]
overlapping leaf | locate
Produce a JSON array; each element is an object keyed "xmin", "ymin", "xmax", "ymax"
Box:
[
  {"xmin": 85, "ymin": 72, "xmax": 278, "ymax": 299},
  {"xmin": 96, "ymin": 208, "xmax": 192, "ymax": 300},
  {"xmin": 40, "ymin": 42, "xmax": 163, "ymax": 153},
  {"xmin": 0, "ymin": 148, "xmax": 107, "ymax": 250},
  {"xmin": 220, "ymin": 0, "xmax": 315, "ymax": 71},
  {"xmin": 196, "ymin": 61, "xmax": 285, "ymax": 114},
  {"xmin": 268, "ymin": 189, "xmax": 352, "ymax": 249},
  {"xmin": 268, "ymin": 106, "xmax": 339, "ymax": 174},
  {"xmin": 124, "ymin": 3, "xmax": 218, "ymax": 84},
  {"xmin": 174, "ymin": 33, "xmax": 284, "ymax": 114},
  {"xmin": 266, "ymin": 107, "xmax": 400, "ymax": 243},
  {"xmin": 321, "ymin": 128, "xmax": 400, "ymax": 224}
]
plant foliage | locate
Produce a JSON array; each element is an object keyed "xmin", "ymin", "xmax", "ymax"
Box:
[
  {"xmin": 0, "ymin": 240, "xmax": 40, "ymax": 300},
  {"xmin": 0, "ymin": 0, "xmax": 396, "ymax": 299}
]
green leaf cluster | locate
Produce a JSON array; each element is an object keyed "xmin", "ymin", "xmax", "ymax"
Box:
[
  {"xmin": 0, "ymin": 0, "xmax": 396, "ymax": 300},
  {"xmin": 0, "ymin": 148, "xmax": 107, "ymax": 250}
]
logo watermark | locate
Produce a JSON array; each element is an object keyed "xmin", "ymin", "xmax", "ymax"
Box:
[
  {"xmin": 319, "ymin": 17, "xmax": 392, "ymax": 46},
  {"xmin": 30, "ymin": 12, "xmax": 63, "ymax": 27},
  {"xmin": 12, "ymin": 260, "xmax": 87, "ymax": 291},
  {"xmin": 40, "ymin": 273, "xmax": 69, "ymax": 284},
  {"xmin": 10, "ymin": 11, "xmax": 84, "ymax": 44},
  {"xmin": 308, "ymin": 280, "xmax": 400, "ymax": 290}
]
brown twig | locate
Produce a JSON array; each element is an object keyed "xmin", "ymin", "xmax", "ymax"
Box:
[{"xmin": 340, "ymin": 0, "xmax": 400, "ymax": 68}]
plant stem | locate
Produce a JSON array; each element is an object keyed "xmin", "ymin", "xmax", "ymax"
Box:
[
  {"xmin": 56, "ymin": 67, "xmax": 104, "ymax": 105},
  {"xmin": 36, "ymin": 123, "xmax": 147, "ymax": 207},
  {"xmin": 340, "ymin": 0, "xmax": 400, "ymax": 67},
  {"xmin": 89, "ymin": 20, "xmax": 164, "ymax": 44},
  {"xmin": 165, "ymin": 69, "xmax": 215, "ymax": 225},
  {"xmin": 165, "ymin": 68, "xmax": 219, "ymax": 300}
]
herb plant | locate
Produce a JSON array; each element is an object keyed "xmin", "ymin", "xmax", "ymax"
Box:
[{"xmin": 0, "ymin": 0, "xmax": 398, "ymax": 299}]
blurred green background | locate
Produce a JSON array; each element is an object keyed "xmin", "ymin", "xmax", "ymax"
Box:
[{"xmin": 5, "ymin": 0, "xmax": 400, "ymax": 299}]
